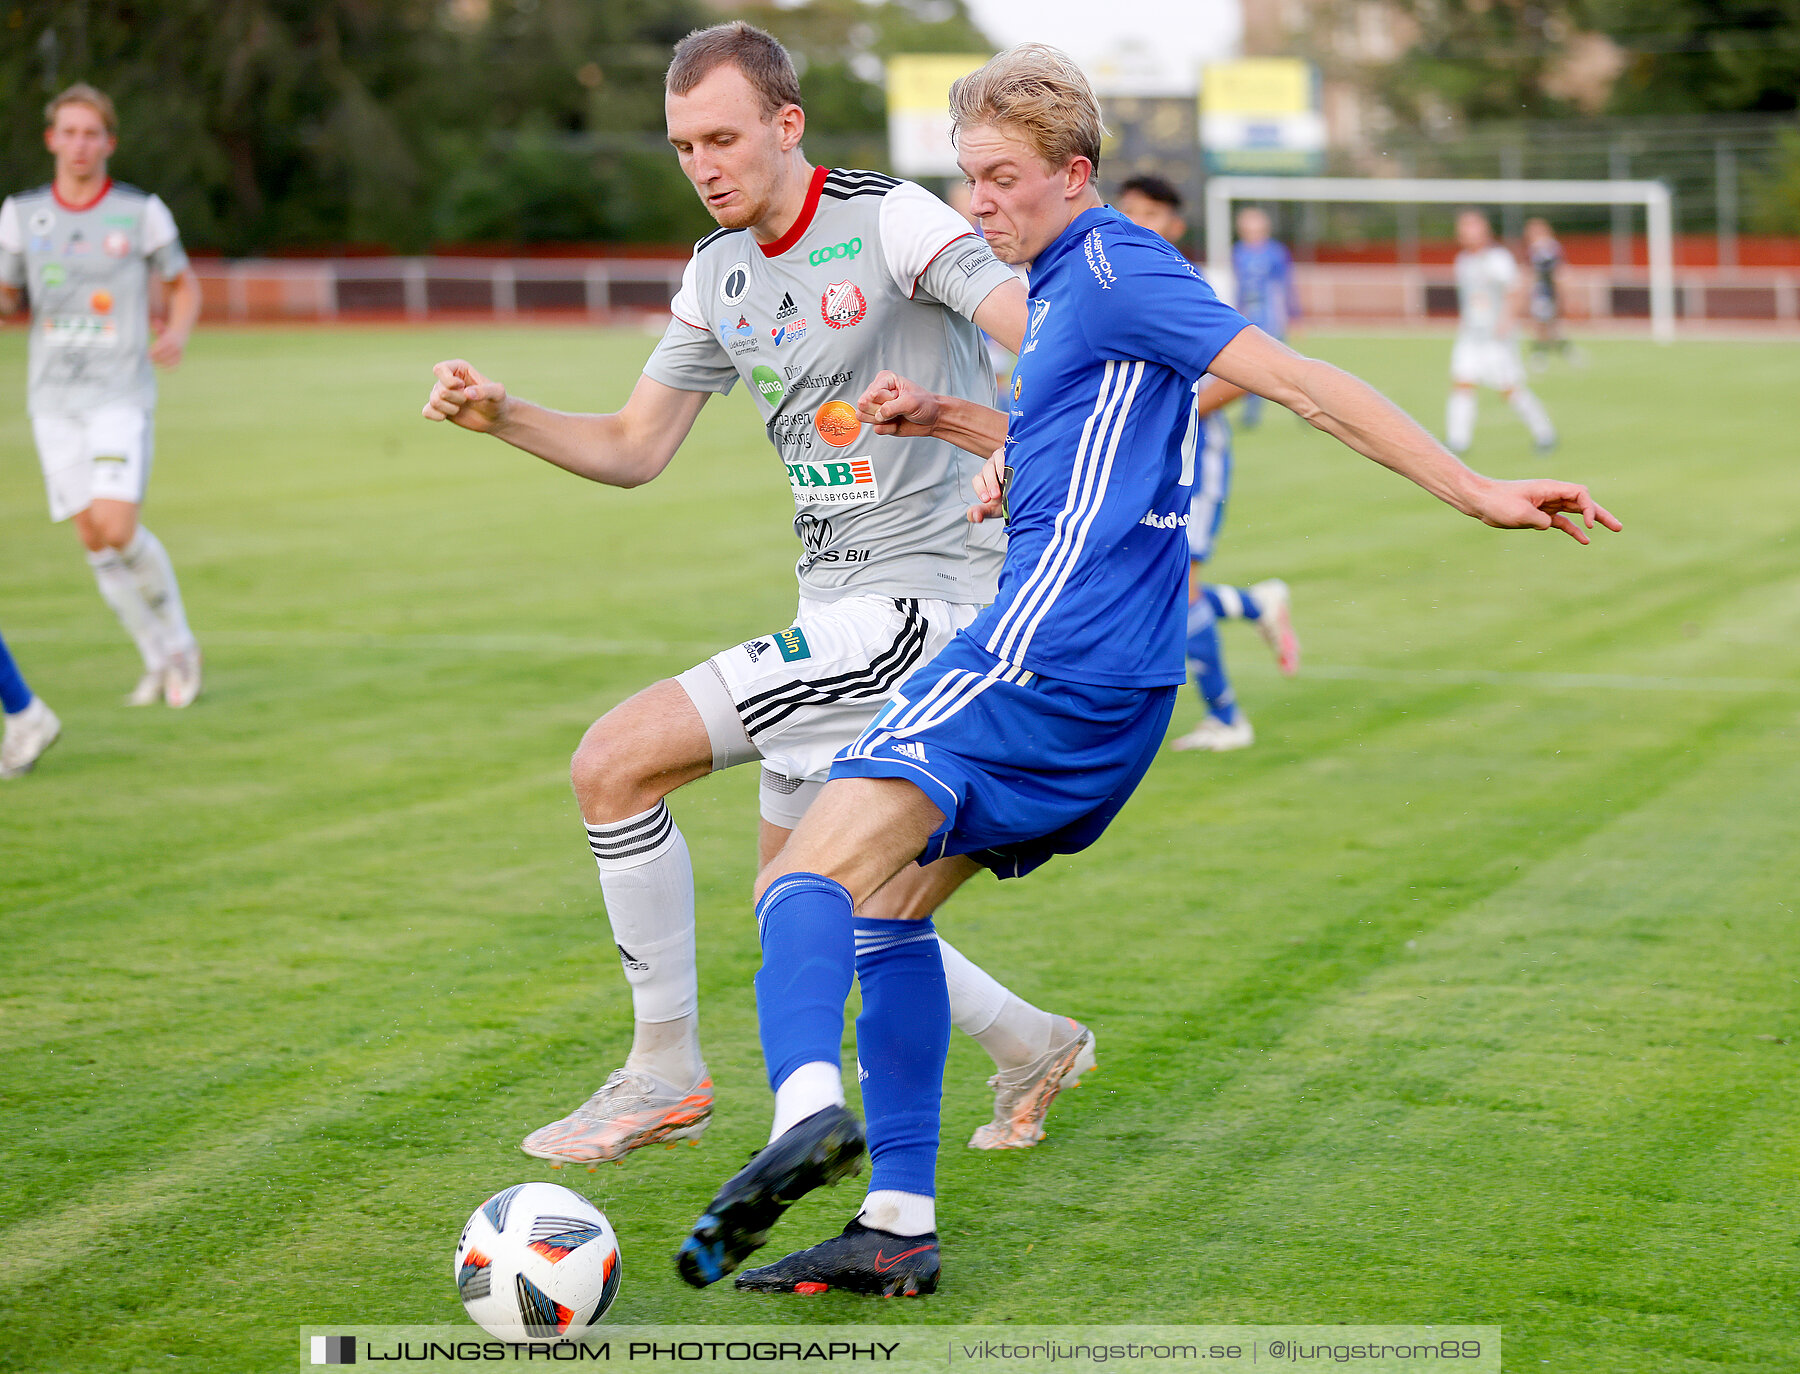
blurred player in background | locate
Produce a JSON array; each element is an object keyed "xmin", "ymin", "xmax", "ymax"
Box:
[
  {"xmin": 1524, "ymin": 216, "xmax": 1582, "ymax": 369},
  {"xmin": 0, "ymin": 629, "xmax": 60, "ymax": 778},
  {"xmin": 424, "ymin": 22, "xmax": 1092, "ymax": 1169},
  {"xmin": 1116, "ymin": 180, "xmax": 1298, "ymax": 752},
  {"xmin": 1230, "ymin": 205, "xmax": 1298, "ymax": 428},
  {"xmin": 1447, "ymin": 209, "xmax": 1557, "ymax": 456},
  {"xmin": 0, "ymin": 85, "xmax": 203, "ymax": 708}
]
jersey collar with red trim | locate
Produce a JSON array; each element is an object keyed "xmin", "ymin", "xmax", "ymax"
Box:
[
  {"xmin": 53, "ymin": 177, "xmax": 112, "ymax": 212},
  {"xmin": 758, "ymin": 165, "xmax": 829, "ymax": 259}
]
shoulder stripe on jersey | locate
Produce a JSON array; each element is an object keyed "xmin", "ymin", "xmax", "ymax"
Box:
[
  {"xmin": 735, "ymin": 600, "xmax": 926, "ymax": 736},
  {"xmin": 826, "ymin": 169, "xmax": 899, "ymax": 186},
  {"xmin": 696, "ymin": 226, "xmax": 737, "ymax": 253},
  {"xmin": 986, "ymin": 360, "xmax": 1144, "ymax": 665},
  {"xmin": 1001, "ymin": 361, "xmax": 1145, "ymax": 664},
  {"xmin": 821, "ymin": 187, "xmax": 897, "ymax": 202}
]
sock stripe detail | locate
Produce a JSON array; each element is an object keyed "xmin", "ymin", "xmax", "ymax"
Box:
[
  {"xmin": 854, "ymin": 921, "xmax": 938, "ymax": 958},
  {"xmin": 586, "ymin": 803, "xmax": 676, "ymax": 863}
]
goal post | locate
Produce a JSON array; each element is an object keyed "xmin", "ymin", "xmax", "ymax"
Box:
[{"xmin": 1203, "ymin": 175, "xmax": 1677, "ymax": 343}]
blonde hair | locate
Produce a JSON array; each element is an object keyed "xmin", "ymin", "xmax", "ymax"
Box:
[
  {"xmin": 45, "ymin": 83, "xmax": 117, "ymax": 135},
  {"xmin": 949, "ymin": 45, "xmax": 1107, "ymax": 173}
]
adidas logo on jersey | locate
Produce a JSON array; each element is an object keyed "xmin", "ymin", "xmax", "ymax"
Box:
[
  {"xmin": 775, "ymin": 291, "xmax": 799, "ymax": 322},
  {"xmin": 893, "ymin": 742, "xmax": 928, "ymax": 763}
]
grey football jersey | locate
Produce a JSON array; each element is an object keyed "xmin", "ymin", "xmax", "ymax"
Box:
[
  {"xmin": 0, "ymin": 181, "xmax": 189, "ymax": 413},
  {"xmin": 643, "ymin": 167, "xmax": 1019, "ymax": 605}
]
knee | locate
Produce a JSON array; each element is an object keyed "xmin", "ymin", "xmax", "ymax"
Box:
[{"xmin": 570, "ymin": 720, "xmax": 659, "ymax": 821}]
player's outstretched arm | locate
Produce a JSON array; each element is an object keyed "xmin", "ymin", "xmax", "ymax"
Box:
[
  {"xmin": 422, "ymin": 363, "xmax": 709, "ymax": 489},
  {"xmin": 1208, "ymin": 327, "xmax": 1621, "ymax": 543},
  {"xmin": 148, "ymin": 269, "xmax": 201, "ymax": 367}
]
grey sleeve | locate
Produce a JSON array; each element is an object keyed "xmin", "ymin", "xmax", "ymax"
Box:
[
  {"xmin": 916, "ymin": 238, "xmax": 1020, "ymax": 322},
  {"xmin": 641, "ymin": 316, "xmax": 739, "ymax": 396},
  {"xmin": 142, "ymin": 195, "xmax": 190, "ymax": 280},
  {"xmin": 0, "ymin": 199, "xmax": 24, "ymax": 288}
]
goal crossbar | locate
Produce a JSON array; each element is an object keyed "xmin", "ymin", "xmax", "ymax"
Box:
[{"xmin": 1204, "ymin": 175, "xmax": 1676, "ymax": 342}]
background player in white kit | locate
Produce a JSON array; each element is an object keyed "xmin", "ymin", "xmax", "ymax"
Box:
[
  {"xmin": 1446, "ymin": 208, "xmax": 1557, "ymax": 457},
  {"xmin": 423, "ymin": 22, "xmax": 1093, "ymax": 1165},
  {"xmin": 0, "ymin": 85, "xmax": 203, "ymax": 708}
]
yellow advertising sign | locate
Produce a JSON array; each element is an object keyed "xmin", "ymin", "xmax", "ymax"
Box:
[
  {"xmin": 1201, "ymin": 58, "xmax": 1313, "ymax": 116},
  {"xmin": 886, "ymin": 54, "xmax": 988, "ymax": 115}
]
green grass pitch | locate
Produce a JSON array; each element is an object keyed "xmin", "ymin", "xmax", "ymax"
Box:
[{"xmin": 2, "ymin": 324, "xmax": 1797, "ymax": 1371}]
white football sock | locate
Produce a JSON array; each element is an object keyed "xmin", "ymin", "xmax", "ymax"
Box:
[
  {"xmin": 120, "ymin": 526, "xmax": 197, "ymax": 655},
  {"xmin": 858, "ymin": 1189, "xmax": 936, "ymax": 1236},
  {"xmin": 770, "ymin": 1060, "xmax": 844, "ymax": 1142},
  {"xmin": 938, "ymin": 938, "xmax": 1062, "ymax": 1071},
  {"xmin": 584, "ymin": 802, "xmax": 704, "ymax": 1085},
  {"xmin": 87, "ymin": 544, "xmax": 164, "ymax": 671},
  {"xmin": 1506, "ymin": 387, "xmax": 1557, "ymax": 446},
  {"xmin": 1446, "ymin": 389, "xmax": 1477, "ymax": 452}
]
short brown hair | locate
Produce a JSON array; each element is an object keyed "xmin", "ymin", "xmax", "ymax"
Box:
[
  {"xmin": 666, "ymin": 22, "xmax": 802, "ymax": 119},
  {"xmin": 45, "ymin": 83, "xmax": 117, "ymax": 135},
  {"xmin": 949, "ymin": 45, "xmax": 1107, "ymax": 173}
]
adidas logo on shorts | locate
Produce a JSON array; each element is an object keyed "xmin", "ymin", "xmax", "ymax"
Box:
[{"xmin": 893, "ymin": 742, "xmax": 928, "ymax": 763}]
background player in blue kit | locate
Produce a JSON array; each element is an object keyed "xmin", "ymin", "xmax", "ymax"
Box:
[
  {"xmin": 0, "ymin": 629, "xmax": 60, "ymax": 778},
  {"xmin": 1231, "ymin": 205, "xmax": 1299, "ymax": 429},
  {"xmin": 675, "ymin": 44, "xmax": 1620, "ymax": 1299},
  {"xmin": 1116, "ymin": 179, "xmax": 1299, "ymax": 751}
]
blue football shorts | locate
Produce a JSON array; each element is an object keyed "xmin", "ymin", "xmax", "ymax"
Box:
[{"xmin": 829, "ymin": 632, "xmax": 1177, "ymax": 878}]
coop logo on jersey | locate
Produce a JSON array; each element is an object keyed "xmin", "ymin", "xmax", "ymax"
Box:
[
  {"xmin": 774, "ymin": 626, "xmax": 812, "ymax": 662},
  {"xmin": 771, "ymin": 317, "xmax": 808, "ymax": 347},
  {"xmin": 774, "ymin": 290, "xmax": 799, "ymax": 321},
  {"xmin": 809, "ymin": 237, "xmax": 862, "ymax": 267},
  {"xmin": 821, "ymin": 280, "xmax": 867, "ymax": 329},
  {"xmin": 103, "ymin": 231, "xmax": 130, "ymax": 258},
  {"xmin": 28, "ymin": 208, "xmax": 55, "ymax": 237},
  {"xmin": 751, "ymin": 365, "xmax": 785, "ymax": 406},
  {"xmin": 720, "ymin": 262, "xmax": 751, "ymax": 305},
  {"xmin": 814, "ymin": 400, "xmax": 861, "ymax": 447},
  {"xmin": 786, "ymin": 456, "xmax": 879, "ymax": 508}
]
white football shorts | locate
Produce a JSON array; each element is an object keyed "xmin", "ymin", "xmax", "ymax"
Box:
[
  {"xmin": 31, "ymin": 402, "xmax": 154, "ymax": 522},
  {"xmin": 675, "ymin": 593, "xmax": 978, "ymax": 828},
  {"xmin": 1450, "ymin": 336, "xmax": 1525, "ymax": 391}
]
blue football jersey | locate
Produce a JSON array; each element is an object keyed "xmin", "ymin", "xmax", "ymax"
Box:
[
  {"xmin": 971, "ymin": 206, "xmax": 1249, "ymax": 688},
  {"xmin": 1232, "ymin": 238, "xmax": 1294, "ymax": 332}
]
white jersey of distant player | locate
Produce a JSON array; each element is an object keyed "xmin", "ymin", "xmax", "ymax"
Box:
[
  {"xmin": 1451, "ymin": 245, "xmax": 1525, "ymax": 390},
  {"xmin": 1454, "ymin": 245, "xmax": 1518, "ymax": 343}
]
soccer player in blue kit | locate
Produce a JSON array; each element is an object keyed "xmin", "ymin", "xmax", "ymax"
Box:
[{"xmin": 675, "ymin": 44, "xmax": 1620, "ymax": 1298}]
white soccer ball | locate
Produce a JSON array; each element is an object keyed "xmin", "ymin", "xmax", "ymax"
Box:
[{"xmin": 454, "ymin": 1182, "xmax": 622, "ymax": 1341}]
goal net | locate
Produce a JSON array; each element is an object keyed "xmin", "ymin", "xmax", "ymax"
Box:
[{"xmin": 1202, "ymin": 175, "xmax": 1677, "ymax": 342}]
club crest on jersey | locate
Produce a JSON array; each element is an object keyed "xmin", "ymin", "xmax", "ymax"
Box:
[
  {"xmin": 821, "ymin": 280, "xmax": 867, "ymax": 330},
  {"xmin": 720, "ymin": 262, "xmax": 751, "ymax": 305},
  {"xmin": 771, "ymin": 317, "xmax": 808, "ymax": 347},
  {"xmin": 103, "ymin": 231, "xmax": 130, "ymax": 257}
]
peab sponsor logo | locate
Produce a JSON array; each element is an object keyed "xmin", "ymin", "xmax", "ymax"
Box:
[
  {"xmin": 809, "ymin": 237, "xmax": 861, "ymax": 267},
  {"xmin": 820, "ymin": 280, "xmax": 867, "ymax": 330},
  {"xmin": 751, "ymin": 365, "xmax": 785, "ymax": 406},
  {"xmin": 786, "ymin": 456, "xmax": 879, "ymax": 508}
]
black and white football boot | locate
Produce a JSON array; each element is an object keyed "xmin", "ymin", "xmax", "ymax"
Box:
[{"xmin": 675, "ymin": 1104, "xmax": 865, "ymax": 1288}]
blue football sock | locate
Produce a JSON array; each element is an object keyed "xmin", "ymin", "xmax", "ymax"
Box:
[
  {"xmin": 1203, "ymin": 585, "xmax": 1263, "ymax": 622},
  {"xmin": 753, "ymin": 873, "xmax": 855, "ymax": 1093},
  {"xmin": 1186, "ymin": 600, "xmax": 1237, "ymax": 725},
  {"xmin": 0, "ymin": 631, "xmax": 34, "ymax": 715},
  {"xmin": 854, "ymin": 916, "xmax": 950, "ymax": 1199}
]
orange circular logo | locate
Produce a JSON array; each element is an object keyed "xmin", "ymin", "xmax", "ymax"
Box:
[
  {"xmin": 89, "ymin": 289, "xmax": 113, "ymax": 314},
  {"xmin": 814, "ymin": 401, "xmax": 861, "ymax": 448}
]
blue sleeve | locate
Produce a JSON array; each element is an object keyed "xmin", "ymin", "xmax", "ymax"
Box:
[{"xmin": 1077, "ymin": 236, "xmax": 1250, "ymax": 379}]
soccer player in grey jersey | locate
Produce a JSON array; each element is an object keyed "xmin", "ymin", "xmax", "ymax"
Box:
[
  {"xmin": 424, "ymin": 22, "xmax": 1094, "ymax": 1167},
  {"xmin": 0, "ymin": 84, "xmax": 203, "ymax": 707}
]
